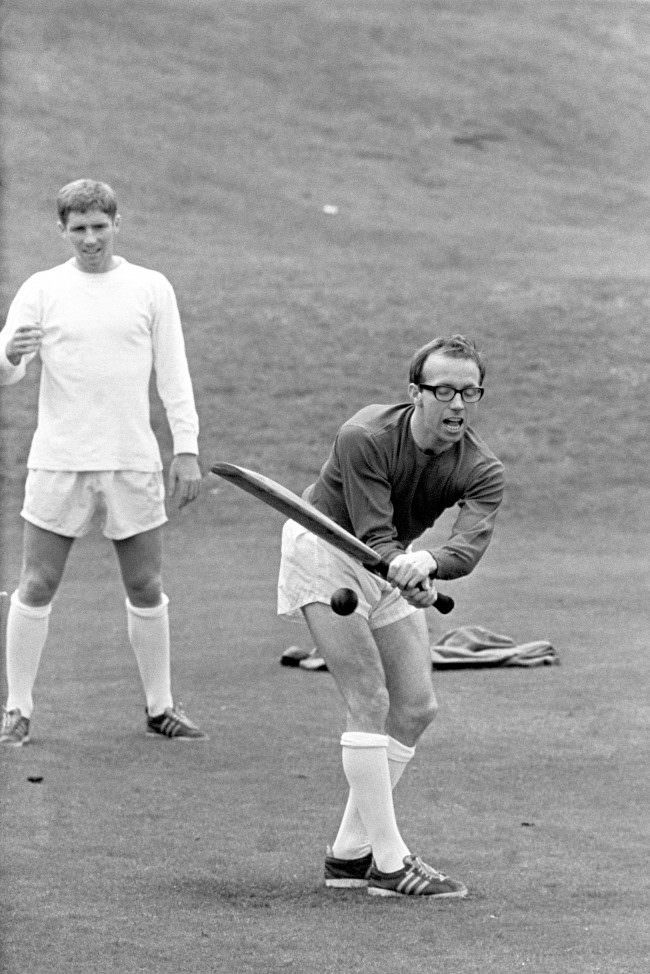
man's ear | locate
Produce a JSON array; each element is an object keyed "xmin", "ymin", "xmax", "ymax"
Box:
[{"xmin": 408, "ymin": 382, "xmax": 422, "ymax": 405}]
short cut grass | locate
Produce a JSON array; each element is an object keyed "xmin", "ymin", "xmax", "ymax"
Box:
[
  {"xmin": 56, "ymin": 179, "xmax": 118, "ymax": 226},
  {"xmin": 409, "ymin": 335, "xmax": 486, "ymax": 385}
]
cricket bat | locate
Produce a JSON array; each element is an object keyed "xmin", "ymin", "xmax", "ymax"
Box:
[{"xmin": 211, "ymin": 462, "xmax": 454, "ymax": 615}]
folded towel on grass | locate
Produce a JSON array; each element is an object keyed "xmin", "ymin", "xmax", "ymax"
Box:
[
  {"xmin": 430, "ymin": 625, "xmax": 559, "ymax": 668},
  {"xmin": 281, "ymin": 625, "xmax": 558, "ymax": 672}
]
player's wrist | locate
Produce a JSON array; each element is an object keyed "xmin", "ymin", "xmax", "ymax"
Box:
[{"xmin": 416, "ymin": 550, "xmax": 437, "ymax": 577}]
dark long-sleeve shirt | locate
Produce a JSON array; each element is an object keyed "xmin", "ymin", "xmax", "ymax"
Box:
[{"xmin": 305, "ymin": 403, "xmax": 504, "ymax": 580}]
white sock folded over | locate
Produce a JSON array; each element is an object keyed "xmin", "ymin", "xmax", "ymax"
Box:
[{"xmin": 336, "ymin": 731, "xmax": 410, "ymax": 873}]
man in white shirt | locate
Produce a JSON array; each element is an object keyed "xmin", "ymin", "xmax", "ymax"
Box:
[{"xmin": 0, "ymin": 179, "xmax": 206, "ymax": 744}]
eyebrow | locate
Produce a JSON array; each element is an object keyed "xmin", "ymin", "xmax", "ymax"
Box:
[{"xmin": 70, "ymin": 220, "xmax": 110, "ymax": 228}]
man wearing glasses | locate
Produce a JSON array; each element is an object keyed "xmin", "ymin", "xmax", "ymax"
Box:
[{"xmin": 278, "ymin": 335, "xmax": 504, "ymax": 898}]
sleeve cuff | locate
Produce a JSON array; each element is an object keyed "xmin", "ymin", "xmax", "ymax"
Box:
[
  {"xmin": 0, "ymin": 357, "xmax": 27, "ymax": 386},
  {"xmin": 429, "ymin": 549, "xmax": 450, "ymax": 579},
  {"xmin": 172, "ymin": 433, "xmax": 199, "ymax": 456}
]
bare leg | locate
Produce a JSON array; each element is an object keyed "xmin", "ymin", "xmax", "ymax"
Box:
[
  {"xmin": 18, "ymin": 522, "xmax": 74, "ymax": 605},
  {"xmin": 302, "ymin": 603, "xmax": 390, "ymax": 732},
  {"xmin": 374, "ymin": 610, "xmax": 438, "ymax": 746},
  {"xmin": 113, "ymin": 526, "xmax": 163, "ymax": 607}
]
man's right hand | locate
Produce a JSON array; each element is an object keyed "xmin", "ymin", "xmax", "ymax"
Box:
[
  {"xmin": 388, "ymin": 551, "xmax": 439, "ymax": 607},
  {"xmin": 400, "ymin": 581, "xmax": 439, "ymax": 609},
  {"xmin": 6, "ymin": 326, "xmax": 43, "ymax": 364}
]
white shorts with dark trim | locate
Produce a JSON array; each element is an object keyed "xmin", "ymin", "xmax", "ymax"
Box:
[
  {"xmin": 277, "ymin": 519, "xmax": 420, "ymax": 631},
  {"xmin": 22, "ymin": 470, "xmax": 168, "ymax": 540}
]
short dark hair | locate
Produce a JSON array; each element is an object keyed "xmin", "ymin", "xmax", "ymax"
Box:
[
  {"xmin": 409, "ymin": 335, "xmax": 486, "ymax": 385},
  {"xmin": 56, "ymin": 179, "xmax": 118, "ymax": 226}
]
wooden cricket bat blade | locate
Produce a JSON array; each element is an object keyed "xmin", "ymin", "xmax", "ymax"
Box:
[{"xmin": 210, "ymin": 462, "xmax": 454, "ymax": 614}]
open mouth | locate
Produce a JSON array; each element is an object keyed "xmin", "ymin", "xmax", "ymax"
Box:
[{"xmin": 442, "ymin": 418, "xmax": 464, "ymax": 432}]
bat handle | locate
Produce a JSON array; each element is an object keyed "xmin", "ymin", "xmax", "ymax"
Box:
[
  {"xmin": 433, "ymin": 592, "xmax": 454, "ymax": 614},
  {"xmin": 370, "ymin": 560, "xmax": 454, "ymax": 613},
  {"xmin": 414, "ymin": 572, "xmax": 454, "ymax": 614}
]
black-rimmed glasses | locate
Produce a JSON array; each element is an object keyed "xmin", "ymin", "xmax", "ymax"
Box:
[{"xmin": 418, "ymin": 384, "xmax": 484, "ymax": 403}]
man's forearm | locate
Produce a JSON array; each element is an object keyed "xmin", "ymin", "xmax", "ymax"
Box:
[{"xmin": 431, "ymin": 500, "xmax": 500, "ymax": 579}]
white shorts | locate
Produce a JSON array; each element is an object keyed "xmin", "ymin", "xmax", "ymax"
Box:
[
  {"xmin": 277, "ymin": 519, "xmax": 420, "ymax": 631},
  {"xmin": 22, "ymin": 470, "xmax": 168, "ymax": 540}
]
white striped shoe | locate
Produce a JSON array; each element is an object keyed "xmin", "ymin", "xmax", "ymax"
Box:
[{"xmin": 367, "ymin": 854, "xmax": 468, "ymax": 898}]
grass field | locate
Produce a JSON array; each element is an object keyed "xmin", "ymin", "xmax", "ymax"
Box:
[{"xmin": 1, "ymin": 1, "xmax": 649, "ymax": 972}]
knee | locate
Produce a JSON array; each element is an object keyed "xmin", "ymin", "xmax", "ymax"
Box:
[
  {"xmin": 125, "ymin": 572, "xmax": 163, "ymax": 608},
  {"xmin": 396, "ymin": 693, "xmax": 438, "ymax": 741},
  {"xmin": 420, "ymin": 695, "xmax": 439, "ymax": 730},
  {"xmin": 19, "ymin": 568, "xmax": 58, "ymax": 606}
]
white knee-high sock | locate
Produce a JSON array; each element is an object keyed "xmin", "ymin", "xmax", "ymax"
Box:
[
  {"xmin": 387, "ymin": 735, "xmax": 417, "ymax": 783},
  {"xmin": 332, "ymin": 736, "xmax": 415, "ymax": 861},
  {"xmin": 126, "ymin": 595, "xmax": 173, "ymax": 717},
  {"xmin": 339, "ymin": 731, "xmax": 410, "ymax": 873},
  {"xmin": 5, "ymin": 591, "xmax": 52, "ymax": 718}
]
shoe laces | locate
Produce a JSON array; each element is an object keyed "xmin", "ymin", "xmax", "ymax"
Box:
[{"xmin": 408, "ymin": 856, "xmax": 448, "ymax": 882}]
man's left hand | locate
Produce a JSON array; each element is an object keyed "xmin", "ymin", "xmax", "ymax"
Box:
[
  {"xmin": 168, "ymin": 454, "xmax": 202, "ymax": 508},
  {"xmin": 387, "ymin": 550, "xmax": 437, "ymax": 590}
]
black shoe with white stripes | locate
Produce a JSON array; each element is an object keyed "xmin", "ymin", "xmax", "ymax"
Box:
[
  {"xmin": 146, "ymin": 703, "xmax": 207, "ymax": 740},
  {"xmin": 367, "ymin": 854, "xmax": 468, "ymax": 898}
]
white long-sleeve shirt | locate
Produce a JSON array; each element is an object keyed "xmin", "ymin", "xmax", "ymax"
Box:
[{"xmin": 0, "ymin": 257, "xmax": 199, "ymax": 471}]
